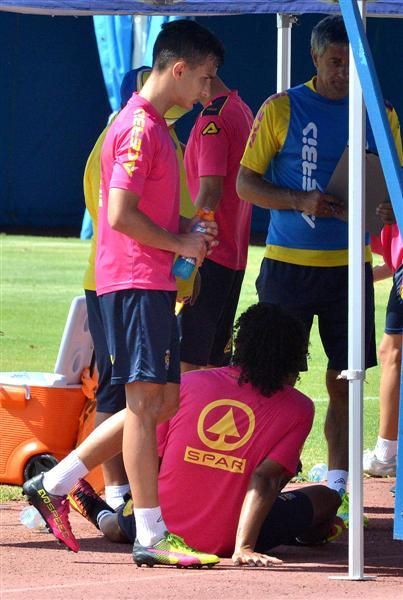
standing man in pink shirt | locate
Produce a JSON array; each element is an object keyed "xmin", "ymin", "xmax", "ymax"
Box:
[
  {"xmin": 23, "ymin": 20, "xmax": 223, "ymax": 569},
  {"xmin": 179, "ymin": 78, "xmax": 254, "ymax": 371}
]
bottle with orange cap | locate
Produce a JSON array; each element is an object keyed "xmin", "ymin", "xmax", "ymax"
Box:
[{"xmin": 172, "ymin": 208, "xmax": 215, "ymax": 280}]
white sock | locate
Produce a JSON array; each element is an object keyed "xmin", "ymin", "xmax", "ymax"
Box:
[
  {"xmin": 105, "ymin": 484, "xmax": 130, "ymax": 510},
  {"xmin": 43, "ymin": 451, "xmax": 88, "ymax": 496},
  {"xmin": 134, "ymin": 506, "xmax": 166, "ymax": 546},
  {"xmin": 97, "ymin": 509, "xmax": 115, "ymax": 529},
  {"xmin": 375, "ymin": 436, "xmax": 398, "ymax": 462},
  {"xmin": 327, "ymin": 470, "xmax": 348, "ymax": 497}
]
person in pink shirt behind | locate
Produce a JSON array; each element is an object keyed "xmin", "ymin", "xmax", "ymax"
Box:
[
  {"xmin": 364, "ymin": 206, "xmax": 402, "ymax": 479},
  {"xmin": 23, "ymin": 20, "xmax": 224, "ymax": 569},
  {"xmin": 179, "ymin": 77, "xmax": 254, "ymax": 371}
]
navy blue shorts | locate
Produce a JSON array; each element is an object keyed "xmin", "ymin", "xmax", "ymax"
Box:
[
  {"xmin": 85, "ymin": 290, "xmax": 126, "ymax": 413},
  {"xmin": 178, "ymin": 259, "xmax": 245, "ymax": 367},
  {"xmin": 385, "ymin": 267, "xmax": 403, "ymax": 334},
  {"xmin": 255, "ymin": 490, "xmax": 314, "ymax": 552},
  {"xmin": 256, "ymin": 259, "xmax": 377, "ymax": 372},
  {"xmin": 116, "ymin": 490, "xmax": 314, "ymax": 551},
  {"xmin": 98, "ymin": 289, "xmax": 180, "ymax": 385}
]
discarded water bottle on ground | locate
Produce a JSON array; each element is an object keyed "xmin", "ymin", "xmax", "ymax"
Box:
[
  {"xmin": 172, "ymin": 208, "xmax": 215, "ymax": 280},
  {"xmin": 20, "ymin": 506, "xmax": 47, "ymax": 531},
  {"xmin": 308, "ymin": 463, "xmax": 328, "ymax": 482}
]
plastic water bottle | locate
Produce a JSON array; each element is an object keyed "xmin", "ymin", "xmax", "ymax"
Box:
[
  {"xmin": 308, "ymin": 463, "xmax": 328, "ymax": 482},
  {"xmin": 172, "ymin": 208, "xmax": 215, "ymax": 280},
  {"xmin": 19, "ymin": 506, "xmax": 47, "ymax": 531}
]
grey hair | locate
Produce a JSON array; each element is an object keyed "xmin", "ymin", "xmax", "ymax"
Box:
[{"xmin": 311, "ymin": 15, "xmax": 349, "ymax": 56}]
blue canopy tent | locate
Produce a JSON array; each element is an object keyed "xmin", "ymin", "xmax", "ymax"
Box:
[
  {"xmin": 2, "ymin": 0, "xmax": 402, "ymax": 580},
  {"xmin": 1, "ymin": 0, "xmax": 402, "ymax": 17}
]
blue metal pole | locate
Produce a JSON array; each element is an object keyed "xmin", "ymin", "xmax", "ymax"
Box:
[
  {"xmin": 339, "ymin": 0, "xmax": 403, "ymax": 234},
  {"xmin": 393, "ymin": 342, "xmax": 403, "ymax": 540},
  {"xmin": 339, "ymin": 0, "xmax": 403, "ymax": 543}
]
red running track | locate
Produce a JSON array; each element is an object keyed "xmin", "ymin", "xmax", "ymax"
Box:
[{"xmin": 1, "ymin": 478, "xmax": 402, "ymax": 600}]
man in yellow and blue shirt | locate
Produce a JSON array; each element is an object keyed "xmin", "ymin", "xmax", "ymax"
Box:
[{"xmin": 237, "ymin": 15, "xmax": 403, "ymax": 509}]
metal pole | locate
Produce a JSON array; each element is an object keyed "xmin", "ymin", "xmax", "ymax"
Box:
[
  {"xmin": 276, "ymin": 14, "xmax": 293, "ymax": 92},
  {"xmin": 347, "ymin": 0, "xmax": 366, "ymax": 578},
  {"xmin": 393, "ymin": 336, "xmax": 403, "ymax": 539},
  {"xmin": 331, "ymin": 0, "xmax": 374, "ymax": 582}
]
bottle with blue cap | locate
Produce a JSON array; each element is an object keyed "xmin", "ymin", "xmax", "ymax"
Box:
[{"xmin": 172, "ymin": 208, "xmax": 215, "ymax": 280}]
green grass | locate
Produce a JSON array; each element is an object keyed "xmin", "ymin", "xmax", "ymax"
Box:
[
  {"xmin": 0, "ymin": 235, "xmax": 389, "ymax": 500},
  {"xmin": 1, "ymin": 235, "xmax": 90, "ymax": 372}
]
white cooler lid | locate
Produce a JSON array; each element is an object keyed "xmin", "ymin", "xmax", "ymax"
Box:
[
  {"xmin": 54, "ymin": 296, "xmax": 94, "ymax": 385},
  {"xmin": 0, "ymin": 372, "xmax": 68, "ymax": 387}
]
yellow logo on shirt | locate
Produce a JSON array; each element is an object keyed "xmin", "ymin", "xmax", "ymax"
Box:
[
  {"xmin": 202, "ymin": 121, "xmax": 220, "ymax": 136},
  {"xmin": 123, "ymin": 108, "xmax": 146, "ymax": 177},
  {"xmin": 184, "ymin": 447, "xmax": 246, "ymax": 473},
  {"xmin": 184, "ymin": 399, "xmax": 255, "ymax": 474}
]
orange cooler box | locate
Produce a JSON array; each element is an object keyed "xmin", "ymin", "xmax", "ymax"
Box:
[
  {"xmin": 0, "ymin": 297, "xmax": 104, "ymax": 491},
  {"xmin": 0, "ymin": 373, "xmax": 87, "ymax": 485}
]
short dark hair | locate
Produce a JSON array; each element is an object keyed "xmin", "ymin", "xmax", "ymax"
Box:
[
  {"xmin": 311, "ymin": 15, "xmax": 348, "ymax": 56},
  {"xmin": 152, "ymin": 19, "xmax": 224, "ymax": 71},
  {"xmin": 232, "ymin": 303, "xmax": 309, "ymax": 397}
]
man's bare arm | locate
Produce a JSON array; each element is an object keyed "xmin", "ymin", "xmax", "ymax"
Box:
[
  {"xmin": 194, "ymin": 175, "xmax": 224, "ymax": 212},
  {"xmin": 236, "ymin": 165, "xmax": 344, "ymax": 218},
  {"xmin": 232, "ymin": 457, "xmax": 289, "ymax": 567},
  {"xmin": 108, "ymin": 187, "xmax": 215, "ymax": 266}
]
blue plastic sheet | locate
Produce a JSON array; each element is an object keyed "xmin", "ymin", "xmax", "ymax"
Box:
[{"xmin": 1, "ymin": 1, "xmax": 403, "ymax": 17}]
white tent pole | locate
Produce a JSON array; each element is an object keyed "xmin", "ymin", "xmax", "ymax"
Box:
[
  {"xmin": 276, "ymin": 14, "xmax": 293, "ymax": 92},
  {"xmin": 348, "ymin": 2, "xmax": 365, "ymax": 579},
  {"xmin": 331, "ymin": 0, "xmax": 374, "ymax": 583},
  {"xmin": 347, "ymin": 0, "xmax": 366, "ymax": 579}
]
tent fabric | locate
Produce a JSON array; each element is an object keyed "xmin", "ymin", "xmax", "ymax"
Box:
[
  {"xmin": 93, "ymin": 15, "xmax": 133, "ymax": 112},
  {"xmin": 80, "ymin": 15, "xmax": 132, "ymax": 240},
  {"xmin": 1, "ymin": 1, "xmax": 403, "ymax": 17},
  {"xmin": 132, "ymin": 15, "xmax": 185, "ymax": 67}
]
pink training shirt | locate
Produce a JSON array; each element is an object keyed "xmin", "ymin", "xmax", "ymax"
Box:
[
  {"xmin": 184, "ymin": 92, "xmax": 254, "ymax": 270},
  {"xmin": 371, "ymin": 224, "xmax": 403, "ymax": 273},
  {"xmin": 96, "ymin": 94, "xmax": 179, "ymax": 295},
  {"xmin": 157, "ymin": 366, "xmax": 314, "ymax": 557}
]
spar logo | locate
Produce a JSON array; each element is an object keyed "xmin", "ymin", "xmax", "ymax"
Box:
[
  {"xmin": 184, "ymin": 399, "xmax": 255, "ymax": 474},
  {"xmin": 301, "ymin": 121, "xmax": 318, "ymax": 229}
]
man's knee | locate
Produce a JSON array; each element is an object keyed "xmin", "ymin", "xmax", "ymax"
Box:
[{"xmin": 125, "ymin": 382, "xmax": 164, "ymax": 420}]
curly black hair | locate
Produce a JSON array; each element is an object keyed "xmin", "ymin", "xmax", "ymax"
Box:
[{"xmin": 232, "ymin": 303, "xmax": 309, "ymax": 397}]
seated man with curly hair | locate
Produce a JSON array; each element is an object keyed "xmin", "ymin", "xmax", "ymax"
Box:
[{"xmin": 24, "ymin": 303, "xmax": 343, "ymax": 566}]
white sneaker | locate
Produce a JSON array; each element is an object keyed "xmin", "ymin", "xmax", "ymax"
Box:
[{"xmin": 363, "ymin": 449, "xmax": 396, "ymax": 477}]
